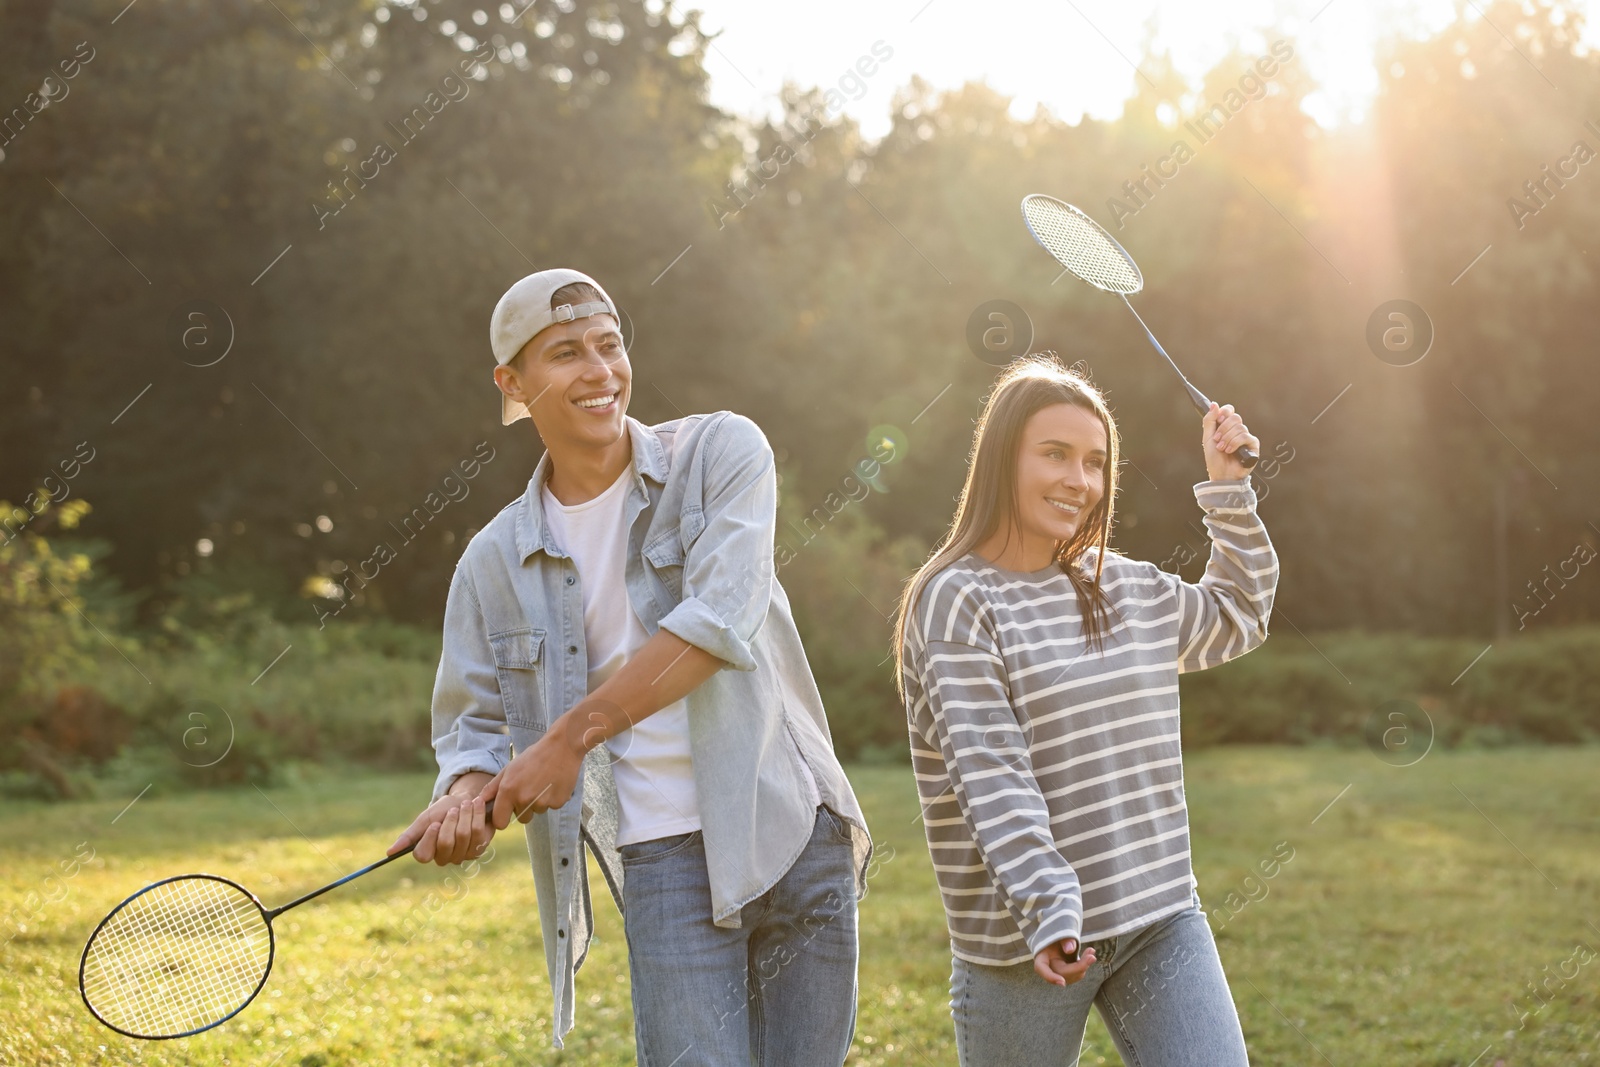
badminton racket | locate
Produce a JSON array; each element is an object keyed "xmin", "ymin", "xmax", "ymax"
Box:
[
  {"xmin": 78, "ymin": 798, "xmax": 495, "ymax": 1040},
  {"xmin": 1020, "ymin": 193, "xmax": 1258, "ymax": 469}
]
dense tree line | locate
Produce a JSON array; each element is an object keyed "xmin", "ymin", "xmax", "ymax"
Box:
[{"xmin": 5, "ymin": 0, "xmax": 1599, "ymax": 666}]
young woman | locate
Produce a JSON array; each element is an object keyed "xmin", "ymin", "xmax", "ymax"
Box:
[{"xmin": 895, "ymin": 356, "xmax": 1278, "ymax": 1066}]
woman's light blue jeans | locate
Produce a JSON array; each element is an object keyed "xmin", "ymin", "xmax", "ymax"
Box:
[
  {"xmin": 620, "ymin": 804, "xmax": 859, "ymax": 1066},
  {"xmin": 950, "ymin": 889, "xmax": 1250, "ymax": 1066}
]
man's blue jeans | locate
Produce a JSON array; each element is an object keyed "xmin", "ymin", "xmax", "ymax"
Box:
[
  {"xmin": 949, "ymin": 889, "xmax": 1251, "ymax": 1066},
  {"xmin": 620, "ymin": 805, "xmax": 859, "ymax": 1066}
]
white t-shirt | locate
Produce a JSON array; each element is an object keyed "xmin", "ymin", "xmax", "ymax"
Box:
[{"xmin": 541, "ymin": 466, "xmax": 702, "ymax": 846}]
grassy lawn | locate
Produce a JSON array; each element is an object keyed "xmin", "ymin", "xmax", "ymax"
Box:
[{"xmin": 3, "ymin": 747, "xmax": 1599, "ymax": 1065}]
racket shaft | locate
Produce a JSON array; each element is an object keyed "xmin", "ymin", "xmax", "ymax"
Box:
[
  {"xmin": 1118, "ymin": 296, "xmax": 1258, "ymax": 469},
  {"xmin": 271, "ymin": 797, "xmax": 498, "ymax": 917}
]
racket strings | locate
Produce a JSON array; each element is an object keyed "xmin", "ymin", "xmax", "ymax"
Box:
[
  {"xmin": 87, "ymin": 879, "xmax": 238, "ymax": 1032},
  {"xmin": 82, "ymin": 877, "xmax": 271, "ymax": 1037},
  {"xmin": 1022, "ymin": 198, "xmax": 1143, "ymax": 294},
  {"xmin": 88, "ymin": 878, "xmax": 266, "ymax": 1034},
  {"xmin": 113, "ymin": 879, "xmax": 266, "ymax": 1032}
]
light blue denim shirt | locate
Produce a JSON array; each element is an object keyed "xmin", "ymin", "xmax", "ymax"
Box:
[{"xmin": 428, "ymin": 411, "xmax": 873, "ymax": 1048}]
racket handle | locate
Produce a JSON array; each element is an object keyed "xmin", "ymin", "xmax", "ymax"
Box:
[
  {"xmin": 1192, "ymin": 392, "xmax": 1259, "ymax": 470},
  {"xmin": 391, "ymin": 797, "xmax": 498, "ymax": 859}
]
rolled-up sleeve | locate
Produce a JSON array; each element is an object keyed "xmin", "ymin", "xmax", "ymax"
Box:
[
  {"xmin": 430, "ymin": 559, "xmax": 511, "ymax": 801},
  {"xmin": 655, "ymin": 414, "xmax": 776, "ymax": 673}
]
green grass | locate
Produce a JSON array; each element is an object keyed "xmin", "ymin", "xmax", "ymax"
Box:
[{"xmin": 3, "ymin": 748, "xmax": 1600, "ymax": 1065}]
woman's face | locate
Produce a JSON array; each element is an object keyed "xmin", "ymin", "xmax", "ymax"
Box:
[{"xmin": 1010, "ymin": 402, "xmax": 1108, "ymax": 551}]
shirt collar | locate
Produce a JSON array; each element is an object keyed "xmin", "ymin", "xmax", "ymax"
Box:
[{"xmin": 514, "ymin": 415, "xmax": 669, "ymax": 563}]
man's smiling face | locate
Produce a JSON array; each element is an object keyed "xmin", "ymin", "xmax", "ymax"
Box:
[{"xmin": 495, "ymin": 314, "xmax": 630, "ymax": 449}]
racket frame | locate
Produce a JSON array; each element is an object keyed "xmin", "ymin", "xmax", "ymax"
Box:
[
  {"xmin": 78, "ymin": 872, "xmax": 276, "ymax": 1041},
  {"xmin": 1019, "ymin": 193, "xmax": 1258, "ymax": 469},
  {"xmin": 79, "ymin": 797, "xmax": 492, "ymax": 1040},
  {"xmin": 1020, "ymin": 193, "xmax": 1145, "ymax": 296}
]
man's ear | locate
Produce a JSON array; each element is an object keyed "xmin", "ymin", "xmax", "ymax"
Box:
[{"xmin": 494, "ymin": 356, "xmax": 525, "ymax": 400}]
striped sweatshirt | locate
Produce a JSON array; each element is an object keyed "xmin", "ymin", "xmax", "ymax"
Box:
[{"xmin": 901, "ymin": 477, "xmax": 1279, "ymax": 966}]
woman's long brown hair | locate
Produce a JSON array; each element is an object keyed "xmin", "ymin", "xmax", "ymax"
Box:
[{"xmin": 893, "ymin": 355, "xmax": 1123, "ymax": 696}]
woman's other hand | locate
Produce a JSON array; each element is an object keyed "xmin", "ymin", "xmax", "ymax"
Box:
[{"xmin": 1033, "ymin": 938, "xmax": 1097, "ymax": 987}]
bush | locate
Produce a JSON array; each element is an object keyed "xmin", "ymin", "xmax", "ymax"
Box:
[
  {"xmin": 97, "ymin": 620, "xmax": 441, "ymax": 789},
  {"xmin": 0, "ymin": 494, "xmax": 441, "ymax": 799},
  {"xmin": 9, "ymin": 488, "xmax": 1600, "ymax": 801},
  {"xmin": 776, "ymin": 487, "xmax": 924, "ymax": 760},
  {"xmin": 776, "ymin": 494, "xmax": 1600, "ymax": 760},
  {"xmin": 0, "ymin": 495, "xmax": 142, "ymax": 797},
  {"xmin": 1179, "ymin": 625, "xmax": 1600, "ymax": 749}
]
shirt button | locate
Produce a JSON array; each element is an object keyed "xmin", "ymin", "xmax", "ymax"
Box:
[
  {"xmin": 565, "ymin": 576, "xmax": 575, "ymax": 585},
  {"xmin": 557, "ymin": 929, "xmax": 566, "ymax": 938},
  {"xmin": 568, "ymin": 644, "xmax": 578, "ymax": 654},
  {"xmin": 560, "ymin": 857, "xmax": 570, "ymax": 866}
]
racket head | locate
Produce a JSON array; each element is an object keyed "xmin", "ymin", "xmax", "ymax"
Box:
[
  {"xmin": 80, "ymin": 873, "xmax": 274, "ymax": 1040},
  {"xmin": 1021, "ymin": 194, "xmax": 1144, "ymax": 295}
]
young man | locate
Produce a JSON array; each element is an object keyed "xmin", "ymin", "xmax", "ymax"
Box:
[{"xmin": 389, "ymin": 268, "xmax": 872, "ymax": 1063}]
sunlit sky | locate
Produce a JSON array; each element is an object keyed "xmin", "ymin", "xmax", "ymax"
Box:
[{"xmin": 682, "ymin": 0, "xmax": 1598, "ymax": 137}]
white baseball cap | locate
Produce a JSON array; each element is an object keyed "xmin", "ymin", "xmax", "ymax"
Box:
[{"xmin": 490, "ymin": 268, "xmax": 620, "ymax": 425}]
